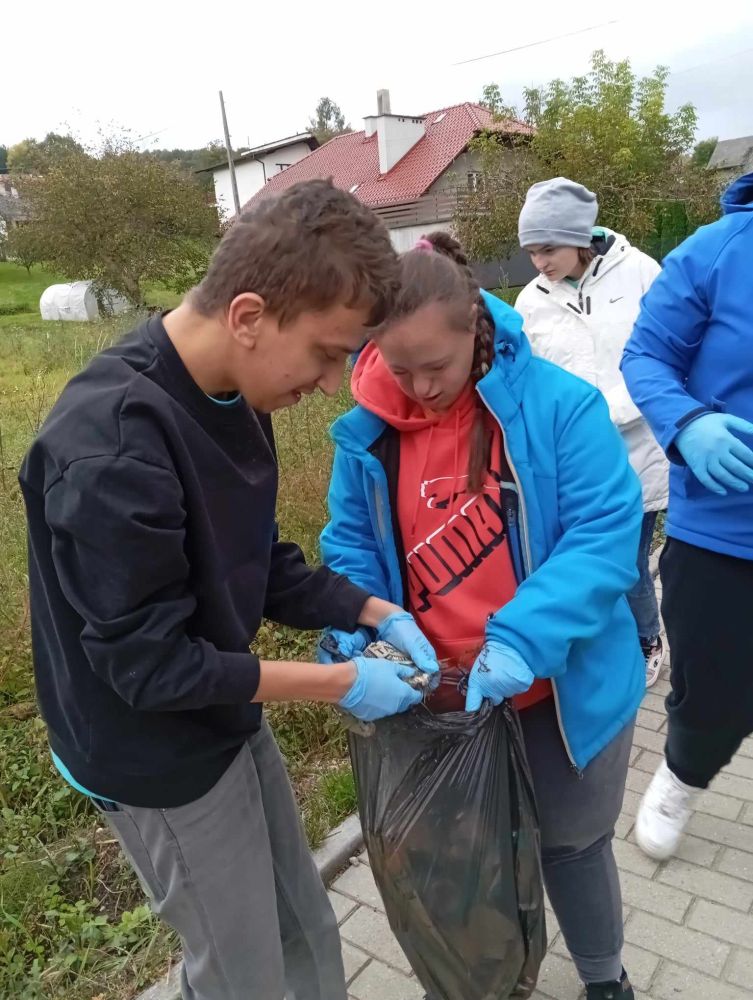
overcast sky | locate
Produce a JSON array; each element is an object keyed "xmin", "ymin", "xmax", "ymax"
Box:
[{"xmin": 4, "ymin": 1, "xmax": 753, "ymax": 153}]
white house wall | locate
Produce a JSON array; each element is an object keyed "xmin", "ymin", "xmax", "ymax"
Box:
[
  {"xmin": 213, "ymin": 160, "xmax": 264, "ymax": 218},
  {"xmin": 388, "ymin": 222, "xmax": 454, "ymax": 253},
  {"xmin": 213, "ymin": 141, "xmax": 314, "ymax": 218}
]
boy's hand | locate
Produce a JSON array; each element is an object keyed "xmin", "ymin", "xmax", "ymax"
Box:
[
  {"xmin": 339, "ymin": 657, "xmax": 422, "ymax": 721},
  {"xmin": 317, "ymin": 627, "xmax": 371, "ymax": 664}
]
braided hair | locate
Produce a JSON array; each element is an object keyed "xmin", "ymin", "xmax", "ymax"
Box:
[{"xmin": 383, "ymin": 231, "xmax": 495, "ymax": 492}]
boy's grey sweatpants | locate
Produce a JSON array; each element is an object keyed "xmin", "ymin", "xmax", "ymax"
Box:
[
  {"xmin": 98, "ymin": 720, "xmax": 346, "ymax": 1000},
  {"xmin": 521, "ymin": 698, "xmax": 634, "ymax": 985}
]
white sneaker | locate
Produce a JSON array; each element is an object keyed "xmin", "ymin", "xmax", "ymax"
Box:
[
  {"xmin": 642, "ymin": 634, "xmax": 666, "ymax": 688},
  {"xmin": 635, "ymin": 759, "xmax": 699, "ymax": 860}
]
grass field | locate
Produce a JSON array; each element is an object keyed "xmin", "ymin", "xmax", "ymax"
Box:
[
  {"xmin": 0, "ymin": 263, "xmax": 355, "ymax": 999},
  {"xmin": 0, "ymin": 262, "xmax": 63, "ymax": 318},
  {"xmin": 0, "ymin": 261, "xmax": 183, "ymax": 327}
]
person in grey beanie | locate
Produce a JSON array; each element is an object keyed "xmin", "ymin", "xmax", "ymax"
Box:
[{"xmin": 516, "ymin": 177, "xmax": 669, "ymax": 688}]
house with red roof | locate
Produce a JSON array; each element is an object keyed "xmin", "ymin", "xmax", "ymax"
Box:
[{"xmin": 243, "ymin": 90, "xmax": 533, "ymax": 271}]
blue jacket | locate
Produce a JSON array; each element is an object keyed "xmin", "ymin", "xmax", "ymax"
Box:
[
  {"xmin": 622, "ymin": 172, "xmax": 753, "ymax": 560},
  {"xmin": 321, "ymin": 291, "xmax": 645, "ymax": 771}
]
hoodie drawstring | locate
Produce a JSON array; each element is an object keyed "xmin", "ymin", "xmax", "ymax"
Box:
[
  {"xmin": 449, "ymin": 408, "xmax": 462, "ymax": 518},
  {"xmin": 411, "ymin": 423, "xmax": 435, "ymax": 537},
  {"xmin": 410, "ymin": 407, "xmax": 465, "ymax": 535}
]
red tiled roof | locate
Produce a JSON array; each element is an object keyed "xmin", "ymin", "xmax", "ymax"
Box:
[{"xmin": 242, "ymin": 103, "xmax": 531, "ymax": 213}]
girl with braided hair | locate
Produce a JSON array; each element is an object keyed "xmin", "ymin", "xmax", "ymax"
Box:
[{"xmin": 320, "ymin": 231, "xmax": 643, "ymax": 999}]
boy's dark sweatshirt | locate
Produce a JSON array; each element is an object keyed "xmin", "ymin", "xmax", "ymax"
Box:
[{"xmin": 19, "ymin": 315, "xmax": 370, "ymax": 808}]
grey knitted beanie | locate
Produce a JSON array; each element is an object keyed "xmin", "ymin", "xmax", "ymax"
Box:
[{"xmin": 518, "ymin": 177, "xmax": 598, "ymax": 248}]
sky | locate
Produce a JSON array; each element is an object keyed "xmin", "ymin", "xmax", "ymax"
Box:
[{"xmin": 4, "ymin": 1, "xmax": 753, "ymax": 153}]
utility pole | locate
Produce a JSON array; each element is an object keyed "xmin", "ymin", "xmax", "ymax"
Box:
[{"xmin": 219, "ymin": 90, "xmax": 241, "ymax": 216}]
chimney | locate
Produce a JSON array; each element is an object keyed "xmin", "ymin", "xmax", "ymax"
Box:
[{"xmin": 363, "ymin": 89, "xmax": 424, "ymax": 173}]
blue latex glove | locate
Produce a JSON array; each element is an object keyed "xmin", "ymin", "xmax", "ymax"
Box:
[
  {"xmin": 676, "ymin": 413, "xmax": 753, "ymax": 496},
  {"xmin": 465, "ymin": 641, "xmax": 535, "ymax": 712},
  {"xmin": 339, "ymin": 657, "xmax": 422, "ymax": 721},
  {"xmin": 317, "ymin": 626, "xmax": 371, "ymax": 664},
  {"xmin": 376, "ymin": 612, "xmax": 440, "ymax": 674}
]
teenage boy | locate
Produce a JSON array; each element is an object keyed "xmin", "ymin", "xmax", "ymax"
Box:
[{"xmin": 19, "ymin": 179, "xmax": 438, "ymax": 1000}]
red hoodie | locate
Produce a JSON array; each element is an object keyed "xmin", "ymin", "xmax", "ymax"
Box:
[{"xmin": 352, "ymin": 343, "xmax": 550, "ymax": 711}]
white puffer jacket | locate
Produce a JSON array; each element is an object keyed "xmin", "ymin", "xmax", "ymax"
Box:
[{"xmin": 515, "ymin": 230, "xmax": 669, "ymax": 512}]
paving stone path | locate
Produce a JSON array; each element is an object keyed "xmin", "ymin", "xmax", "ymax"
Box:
[{"xmin": 330, "ymin": 578, "xmax": 753, "ymax": 999}]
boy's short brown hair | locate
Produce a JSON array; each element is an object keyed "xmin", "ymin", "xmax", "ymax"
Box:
[{"xmin": 191, "ymin": 178, "xmax": 399, "ymax": 327}]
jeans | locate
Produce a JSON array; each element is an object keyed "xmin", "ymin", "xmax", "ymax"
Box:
[
  {"xmin": 521, "ymin": 699, "xmax": 634, "ymax": 985},
  {"xmin": 627, "ymin": 511, "xmax": 661, "ymax": 641}
]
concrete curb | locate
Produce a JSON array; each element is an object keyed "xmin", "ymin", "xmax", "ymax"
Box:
[
  {"xmin": 136, "ymin": 963, "xmax": 183, "ymax": 1000},
  {"xmin": 134, "ymin": 812, "xmax": 364, "ymax": 1000},
  {"xmin": 312, "ymin": 811, "xmax": 364, "ymax": 885}
]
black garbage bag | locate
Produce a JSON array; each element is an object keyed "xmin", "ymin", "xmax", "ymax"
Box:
[{"xmin": 348, "ymin": 700, "xmax": 546, "ymax": 1000}]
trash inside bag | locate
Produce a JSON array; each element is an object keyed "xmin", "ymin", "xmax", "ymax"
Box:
[
  {"xmin": 348, "ymin": 647, "xmax": 547, "ymax": 1000},
  {"xmin": 359, "ymin": 638, "xmax": 473, "ymax": 714}
]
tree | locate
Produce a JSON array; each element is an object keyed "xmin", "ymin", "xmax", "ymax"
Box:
[
  {"xmin": 191, "ymin": 141, "xmax": 228, "ymax": 172},
  {"xmin": 691, "ymin": 137, "xmax": 718, "ymax": 170},
  {"xmin": 8, "ymin": 139, "xmax": 47, "ymax": 174},
  {"xmin": 7, "ymin": 133, "xmax": 85, "ymax": 173},
  {"xmin": 0, "ymin": 145, "xmax": 7, "ymax": 173},
  {"xmin": 8, "ymin": 137, "xmax": 218, "ymax": 305},
  {"xmin": 479, "ymin": 84, "xmax": 504, "ymax": 115},
  {"xmin": 148, "ymin": 141, "xmax": 228, "ymax": 191},
  {"xmin": 307, "ymin": 97, "xmax": 351, "ymax": 145},
  {"xmin": 478, "ymin": 84, "xmax": 518, "ymax": 119},
  {"xmin": 456, "ymin": 51, "xmax": 720, "ymax": 260}
]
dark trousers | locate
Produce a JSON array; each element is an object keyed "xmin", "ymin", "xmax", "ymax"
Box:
[{"xmin": 661, "ymin": 537, "xmax": 753, "ymax": 789}]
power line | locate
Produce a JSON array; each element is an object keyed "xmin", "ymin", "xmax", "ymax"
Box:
[
  {"xmin": 668, "ymin": 45, "xmax": 753, "ymax": 78},
  {"xmin": 135, "ymin": 127, "xmax": 169, "ymax": 144},
  {"xmin": 453, "ymin": 19, "xmax": 620, "ymax": 66}
]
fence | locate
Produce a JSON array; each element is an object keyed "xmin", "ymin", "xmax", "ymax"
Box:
[{"xmin": 372, "ymin": 190, "xmax": 471, "ymax": 229}]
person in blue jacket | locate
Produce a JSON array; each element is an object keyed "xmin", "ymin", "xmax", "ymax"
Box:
[
  {"xmin": 622, "ymin": 171, "xmax": 753, "ymax": 861},
  {"xmin": 320, "ymin": 232, "xmax": 645, "ymax": 999}
]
